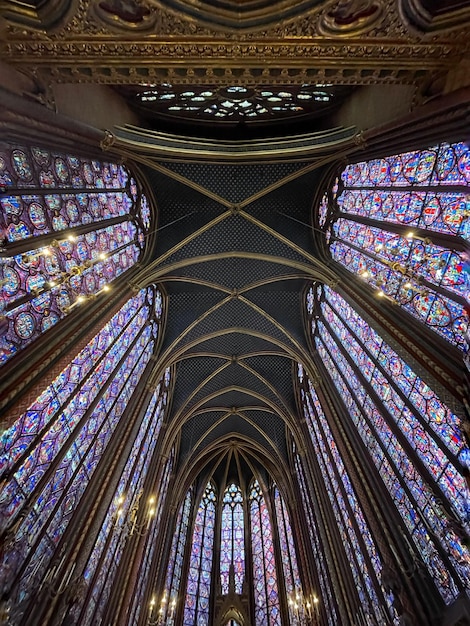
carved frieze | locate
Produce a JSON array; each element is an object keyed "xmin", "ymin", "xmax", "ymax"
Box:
[{"xmin": 0, "ymin": 0, "xmax": 469, "ymax": 86}]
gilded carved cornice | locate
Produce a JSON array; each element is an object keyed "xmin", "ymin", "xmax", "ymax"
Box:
[
  {"xmin": 1, "ymin": 0, "xmax": 469, "ymax": 87},
  {"xmin": 2, "ymin": 39, "xmax": 464, "ymax": 87}
]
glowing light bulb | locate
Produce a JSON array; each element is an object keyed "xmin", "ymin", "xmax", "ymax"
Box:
[
  {"xmin": 76, "ymin": 295, "xmax": 86, "ymax": 304},
  {"xmin": 406, "ymin": 231, "xmax": 414, "ymax": 239}
]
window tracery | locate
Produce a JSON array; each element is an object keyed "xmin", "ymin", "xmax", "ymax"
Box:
[
  {"xmin": 130, "ymin": 84, "xmax": 343, "ymax": 121},
  {"xmin": 304, "ymin": 283, "xmax": 470, "ymax": 604},
  {"xmin": 220, "ymin": 482, "xmax": 245, "ymax": 595},
  {"xmin": 184, "ymin": 481, "xmax": 217, "ymax": 626},
  {"xmin": 294, "ymin": 452, "xmax": 337, "ymax": 625},
  {"xmin": 249, "ymin": 479, "xmax": 281, "ymax": 626},
  {"xmin": 0, "ymin": 143, "xmax": 152, "ymax": 365},
  {"xmin": 0, "ymin": 285, "xmax": 162, "ymax": 613},
  {"xmin": 320, "ymin": 141, "xmax": 469, "ymax": 349},
  {"xmin": 298, "ymin": 368, "xmax": 394, "ymax": 623}
]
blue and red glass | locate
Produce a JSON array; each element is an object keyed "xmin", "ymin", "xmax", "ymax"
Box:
[{"xmin": 0, "ymin": 142, "xmax": 153, "ymax": 366}]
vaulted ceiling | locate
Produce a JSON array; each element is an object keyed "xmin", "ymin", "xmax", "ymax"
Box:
[
  {"xmin": 2, "ymin": 0, "xmax": 469, "ymax": 490},
  {"xmin": 123, "ymin": 129, "xmax": 352, "ymax": 486}
]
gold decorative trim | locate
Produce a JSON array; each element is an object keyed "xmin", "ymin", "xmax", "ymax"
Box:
[
  {"xmin": 2, "ymin": 39, "xmax": 463, "ymax": 88},
  {"xmin": 136, "ymin": 252, "xmax": 335, "ymax": 289},
  {"xmin": 147, "ymin": 326, "xmax": 305, "ymax": 386},
  {"xmin": 155, "ymin": 273, "xmax": 315, "ymax": 296},
  {"xmin": 112, "ymin": 126, "xmax": 360, "ymax": 163}
]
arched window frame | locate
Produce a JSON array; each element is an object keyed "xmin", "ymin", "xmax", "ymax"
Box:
[
  {"xmin": 129, "ymin": 448, "xmax": 176, "ymax": 626},
  {"xmin": 0, "ymin": 141, "xmax": 155, "ymax": 366},
  {"xmin": 273, "ymin": 485, "xmax": 309, "ymax": 625},
  {"xmin": 297, "ymin": 366, "xmax": 393, "ymax": 623},
  {"xmin": 183, "ymin": 481, "xmax": 217, "ymax": 626},
  {"xmin": 0, "ymin": 285, "xmax": 163, "ymax": 614},
  {"xmin": 220, "ymin": 482, "xmax": 245, "ymax": 595},
  {"xmin": 248, "ymin": 478, "xmax": 281, "ymax": 626},
  {"xmin": 158, "ymin": 486, "xmax": 194, "ymax": 622},
  {"xmin": 305, "ymin": 282, "xmax": 470, "ymax": 605},
  {"xmin": 319, "ymin": 141, "xmax": 469, "ymax": 351},
  {"xmin": 71, "ymin": 368, "xmax": 171, "ymax": 624},
  {"xmin": 293, "ymin": 449, "xmax": 338, "ymax": 626}
]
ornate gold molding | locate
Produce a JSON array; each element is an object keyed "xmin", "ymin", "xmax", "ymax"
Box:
[
  {"xmin": 2, "ymin": 0, "xmax": 469, "ymax": 91},
  {"xmin": 2, "ymin": 38, "xmax": 465, "ymax": 87}
]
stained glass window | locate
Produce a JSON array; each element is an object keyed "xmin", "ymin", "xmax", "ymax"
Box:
[
  {"xmin": 305, "ymin": 283, "xmax": 470, "ymax": 605},
  {"xmin": 0, "ymin": 142, "xmax": 153, "ymax": 365},
  {"xmin": 159, "ymin": 488, "xmax": 193, "ymax": 624},
  {"xmin": 321, "ymin": 141, "xmax": 469, "ymax": 349},
  {"xmin": 294, "ymin": 450, "xmax": 337, "ymax": 626},
  {"xmin": 249, "ymin": 479, "xmax": 281, "ymax": 626},
  {"xmin": 129, "ymin": 450, "xmax": 175, "ymax": 626},
  {"xmin": 69, "ymin": 370, "xmax": 171, "ymax": 625},
  {"xmin": 220, "ymin": 483, "xmax": 245, "ymax": 595},
  {"xmin": 0, "ymin": 286, "xmax": 162, "ymax": 614},
  {"xmin": 130, "ymin": 84, "xmax": 341, "ymax": 121},
  {"xmin": 183, "ymin": 482, "xmax": 216, "ymax": 626},
  {"xmin": 274, "ymin": 486, "xmax": 309, "ymax": 625},
  {"xmin": 298, "ymin": 371, "xmax": 395, "ymax": 623}
]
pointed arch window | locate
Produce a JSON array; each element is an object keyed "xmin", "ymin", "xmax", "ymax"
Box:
[
  {"xmin": 184, "ymin": 481, "xmax": 217, "ymax": 626},
  {"xmin": 74, "ymin": 369, "xmax": 171, "ymax": 625},
  {"xmin": 0, "ymin": 142, "xmax": 153, "ymax": 365},
  {"xmin": 293, "ymin": 451, "xmax": 338, "ymax": 625},
  {"xmin": 220, "ymin": 482, "xmax": 245, "ymax": 594},
  {"xmin": 249, "ymin": 479, "xmax": 281, "ymax": 626},
  {"xmin": 273, "ymin": 486, "xmax": 308, "ymax": 624},
  {"xmin": 305, "ymin": 284, "xmax": 470, "ymax": 604},
  {"xmin": 0, "ymin": 285, "xmax": 162, "ymax": 610},
  {"xmin": 129, "ymin": 448, "xmax": 175, "ymax": 626},
  {"xmin": 160, "ymin": 487, "xmax": 193, "ymax": 622},
  {"xmin": 298, "ymin": 368, "xmax": 393, "ymax": 622},
  {"xmin": 319, "ymin": 141, "xmax": 469, "ymax": 349}
]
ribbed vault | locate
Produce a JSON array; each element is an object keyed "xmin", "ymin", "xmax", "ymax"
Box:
[{"xmin": 129, "ymin": 136, "xmax": 342, "ymax": 482}]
